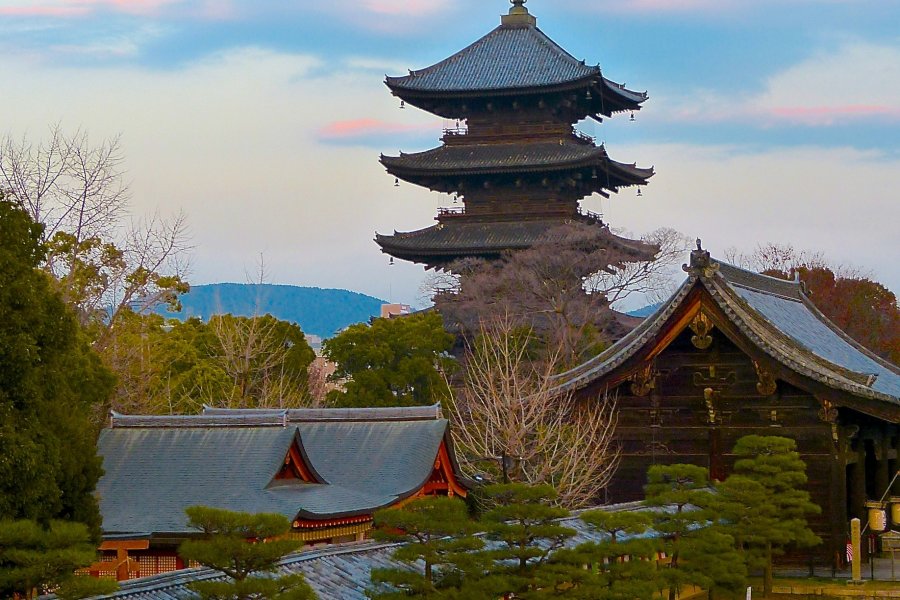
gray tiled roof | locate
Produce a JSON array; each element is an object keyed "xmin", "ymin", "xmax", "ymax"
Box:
[
  {"xmin": 552, "ymin": 254, "xmax": 900, "ymax": 414},
  {"xmin": 202, "ymin": 404, "xmax": 444, "ymax": 423},
  {"xmin": 376, "ymin": 218, "xmax": 657, "ymax": 262},
  {"xmin": 96, "ymin": 415, "xmax": 454, "ymax": 536},
  {"xmin": 381, "ymin": 141, "xmax": 653, "ymax": 181},
  {"xmin": 73, "ymin": 502, "xmax": 644, "ymax": 600},
  {"xmin": 385, "ymin": 22, "xmax": 645, "ymax": 108}
]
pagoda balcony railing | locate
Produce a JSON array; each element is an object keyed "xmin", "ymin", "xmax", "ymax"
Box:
[
  {"xmin": 578, "ymin": 207, "xmax": 605, "ymax": 225},
  {"xmin": 437, "ymin": 206, "xmax": 466, "ymax": 218},
  {"xmin": 442, "ymin": 126, "xmax": 469, "ymax": 137},
  {"xmin": 574, "ymin": 130, "xmax": 596, "ymax": 145}
]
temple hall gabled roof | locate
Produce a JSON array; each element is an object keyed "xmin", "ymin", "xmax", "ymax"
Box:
[
  {"xmin": 97, "ymin": 406, "xmax": 460, "ymax": 537},
  {"xmin": 385, "ymin": 12, "xmax": 646, "ymax": 112},
  {"xmin": 552, "ymin": 245, "xmax": 900, "ymax": 419}
]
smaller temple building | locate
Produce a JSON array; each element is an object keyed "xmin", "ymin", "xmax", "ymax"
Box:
[
  {"xmin": 91, "ymin": 405, "xmax": 467, "ymax": 581},
  {"xmin": 554, "ymin": 243, "xmax": 900, "ymax": 566}
]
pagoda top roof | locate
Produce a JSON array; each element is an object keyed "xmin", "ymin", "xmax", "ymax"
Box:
[
  {"xmin": 386, "ymin": 7, "xmax": 645, "ymax": 103},
  {"xmin": 552, "ymin": 244, "xmax": 900, "ymax": 420}
]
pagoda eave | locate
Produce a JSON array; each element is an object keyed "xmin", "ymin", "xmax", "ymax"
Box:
[{"xmin": 388, "ymin": 76, "xmax": 646, "ymax": 120}]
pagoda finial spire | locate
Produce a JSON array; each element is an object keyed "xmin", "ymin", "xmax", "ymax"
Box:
[{"xmin": 503, "ymin": 0, "xmax": 536, "ymax": 26}]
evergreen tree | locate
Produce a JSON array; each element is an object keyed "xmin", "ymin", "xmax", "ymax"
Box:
[
  {"xmin": 477, "ymin": 484, "xmax": 576, "ymax": 598},
  {"xmin": 178, "ymin": 507, "xmax": 316, "ymax": 600},
  {"xmin": 367, "ymin": 496, "xmax": 485, "ymax": 599},
  {"xmin": 323, "ymin": 312, "xmax": 455, "ymax": 408},
  {"xmin": 0, "ymin": 197, "xmax": 114, "ymax": 531},
  {"xmin": 0, "ymin": 519, "xmax": 117, "ymax": 599},
  {"xmin": 717, "ymin": 436, "xmax": 821, "ymax": 595},
  {"xmin": 645, "ymin": 464, "xmax": 746, "ymax": 600},
  {"xmin": 545, "ymin": 508, "xmax": 660, "ymax": 600}
]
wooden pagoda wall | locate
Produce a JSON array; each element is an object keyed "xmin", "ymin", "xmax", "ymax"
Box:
[{"xmin": 586, "ymin": 326, "xmax": 899, "ymax": 567}]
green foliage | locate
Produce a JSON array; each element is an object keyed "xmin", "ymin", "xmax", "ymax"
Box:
[
  {"xmin": 0, "ymin": 519, "xmax": 116, "ymax": 599},
  {"xmin": 644, "ymin": 464, "xmax": 746, "ymax": 600},
  {"xmin": 179, "ymin": 507, "xmax": 315, "ymax": 600},
  {"xmin": 545, "ymin": 508, "xmax": 660, "ymax": 600},
  {"xmin": 717, "ymin": 436, "xmax": 821, "ymax": 595},
  {"xmin": 368, "ymin": 497, "xmax": 484, "ymax": 599},
  {"xmin": 477, "ymin": 484, "xmax": 575, "ymax": 597},
  {"xmin": 0, "ymin": 198, "xmax": 113, "ymax": 531},
  {"xmin": 102, "ymin": 311, "xmax": 316, "ymax": 414},
  {"xmin": 323, "ymin": 312, "xmax": 455, "ymax": 407}
]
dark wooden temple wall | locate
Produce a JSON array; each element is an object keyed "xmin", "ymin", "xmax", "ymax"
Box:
[{"xmin": 587, "ymin": 327, "xmax": 898, "ymax": 566}]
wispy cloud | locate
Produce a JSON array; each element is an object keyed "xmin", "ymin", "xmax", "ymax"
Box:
[
  {"xmin": 316, "ymin": 118, "xmax": 436, "ymax": 146},
  {"xmin": 656, "ymin": 42, "xmax": 900, "ymax": 127},
  {"xmin": 560, "ymin": 0, "xmax": 866, "ymax": 15}
]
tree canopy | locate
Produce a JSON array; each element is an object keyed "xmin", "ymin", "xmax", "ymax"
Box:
[
  {"xmin": 0, "ymin": 197, "xmax": 113, "ymax": 530},
  {"xmin": 716, "ymin": 436, "xmax": 821, "ymax": 595},
  {"xmin": 323, "ymin": 312, "xmax": 455, "ymax": 407},
  {"xmin": 179, "ymin": 507, "xmax": 316, "ymax": 600}
]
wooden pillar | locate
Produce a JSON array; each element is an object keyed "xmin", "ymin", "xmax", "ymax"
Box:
[
  {"xmin": 877, "ymin": 433, "xmax": 891, "ymax": 500},
  {"xmin": 850, "ymin": 442, "xmax": 867, "ymax": 521},
  {"xmin": 831, "ymin": 435, "xmax": 849, "ymax": 572}
]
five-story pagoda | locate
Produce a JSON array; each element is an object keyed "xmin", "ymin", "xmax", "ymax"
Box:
[{"xmin": 376, "ymin": 0, "xmax": 656, "ymax": 269}]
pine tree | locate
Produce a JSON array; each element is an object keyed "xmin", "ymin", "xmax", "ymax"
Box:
[
  {"xmin": 545, "ymin": 508, "xmax": 660, "ymax": 600},
  {"xmin": 645, "ymin": 464, "xmax": 746, "ymax": 600},
  {"xmin": 478, "ymin": 483, "xmax": 576, "ymax": 597},
  {"xmin": 0, "ymin": 519, "xmax": 117, "ymax": 599},
  {"xmin": 717, "ymin": 436, "xmax": 821, "ymax": 595},
  {"xmin": 178, "ymin": 507, "xmax": 316, "ymax": 600},
  {"xmin": 367, "ymin": 496, "xmax": 485, "ymax": 599}
]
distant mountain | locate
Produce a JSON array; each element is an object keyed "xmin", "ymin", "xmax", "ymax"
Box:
[
  {"xmin": 626, "ymin": 303, "xmax": 663, "ymax": 318},
  {"xmin": 158, "ymin": 283, "xmax": 387, "ymax": 339}
]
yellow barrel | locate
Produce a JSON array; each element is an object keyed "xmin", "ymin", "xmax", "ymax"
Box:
[
  {"xmin": 891, "ymin": 497, "xmax": 900, "ymax": 525},
  {"xmin": 867, "ymin": 501, "xmax": 887, "ymax": 532}
]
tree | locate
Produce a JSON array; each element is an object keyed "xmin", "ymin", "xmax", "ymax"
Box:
[
  {"xmin": 644, "ymin": 464, "xmax": 746, "ymax": 600},
  {"xmin": 477, "ymin": 484, "xmax": 576, "ymax": 597},
  {"xmin": 433, "ymin": 223, "xmax": 688, "ymax": 366},
  {"xmin": 717, "ymin": 436, "xmax": 821, "ymax": 596},
  {"xmin": 0, "ymin": 520, "xmax": 117, "ymax": 600},
  {"xmin": 725, "ymin": 243, "xmax": 899, "ymax": 364},
  {"xmin": 0, "ymin": 197, "xmax": 114, "ymax": 530},
  {"xmin": 178, "ymin": 507, "xmax": 316, "ymax": 600},
  {"xmin": 448, "ymin": 315, "xmax": 618, "ymax": 508},
  {"xmin": 367, "ymin": 497, "xmax": 484, "ymax": 599},
  {"xmin": 1, "ymin": 126, "xmax": 190, "ymax": 374},
  {"xmin": 546, "ymin": 508, "xmax": 660, "ymax": 600},
  {"xmin": 323, "ymin": 312, "xmax": 455, "ymax": 408}
]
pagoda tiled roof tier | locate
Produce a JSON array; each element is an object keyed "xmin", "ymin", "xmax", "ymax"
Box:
[
  {"xmin": 385, "ymin": 20, "xmax": 646, "ymax": 117},
  {"xmin": 381, "ymin": 140, "xmax": 653, "ymax": 190},
  {"xmin": 552, "ymin": 245, "xmax": 900, "ymax": 420},
  {"xmin": 375, "ymin": 216, "xmax": 658, "ymax": 268}
]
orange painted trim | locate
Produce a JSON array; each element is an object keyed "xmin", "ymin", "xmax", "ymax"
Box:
[
  {"xmin": 293, "ymin": 515, "xmax": 373, "ymax": 529},
  {"xmin": 276, "ymin": 441, "xmax": 318, "ymax": 483},
  {"xmin": 99, "ymin": 540, "xmax": 149, "ymax": 551},
  {"xmin": 436, "ymin": 441, "xmax": 468, "ymax": 498}
]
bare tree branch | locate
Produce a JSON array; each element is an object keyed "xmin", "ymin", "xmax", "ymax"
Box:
[{"xmin": 448, "ymin": 314, "xmax": 619, "ymax": 509}]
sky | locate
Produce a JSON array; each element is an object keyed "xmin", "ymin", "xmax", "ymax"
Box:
[{"xmin": 1, "ymin": 0, "xmax": 898, "ymax": 310}]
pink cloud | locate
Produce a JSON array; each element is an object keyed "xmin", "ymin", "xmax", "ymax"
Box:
[
  {"xmin": 317, "ymin": 118, "xmax": 433, "ymax": 141},
  {"xmin": 0, "ymin": 5, "xmax": 90, "ymax": 16},
  {"xmin": 0, "ymin": 0, "xmax": 185, "ymax": 18},
  {"xmin": 360, "ymin": 0, "xmax": 447, "ymax": 16}
]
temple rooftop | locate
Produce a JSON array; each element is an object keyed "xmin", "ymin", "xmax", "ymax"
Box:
[
  {"xmin": 381, "ymin": 140, "xmax": 653, "ymax": 183},
  {"xmin": 385, "ymin": 2, "xmax": 646, "ymax": 116}
]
